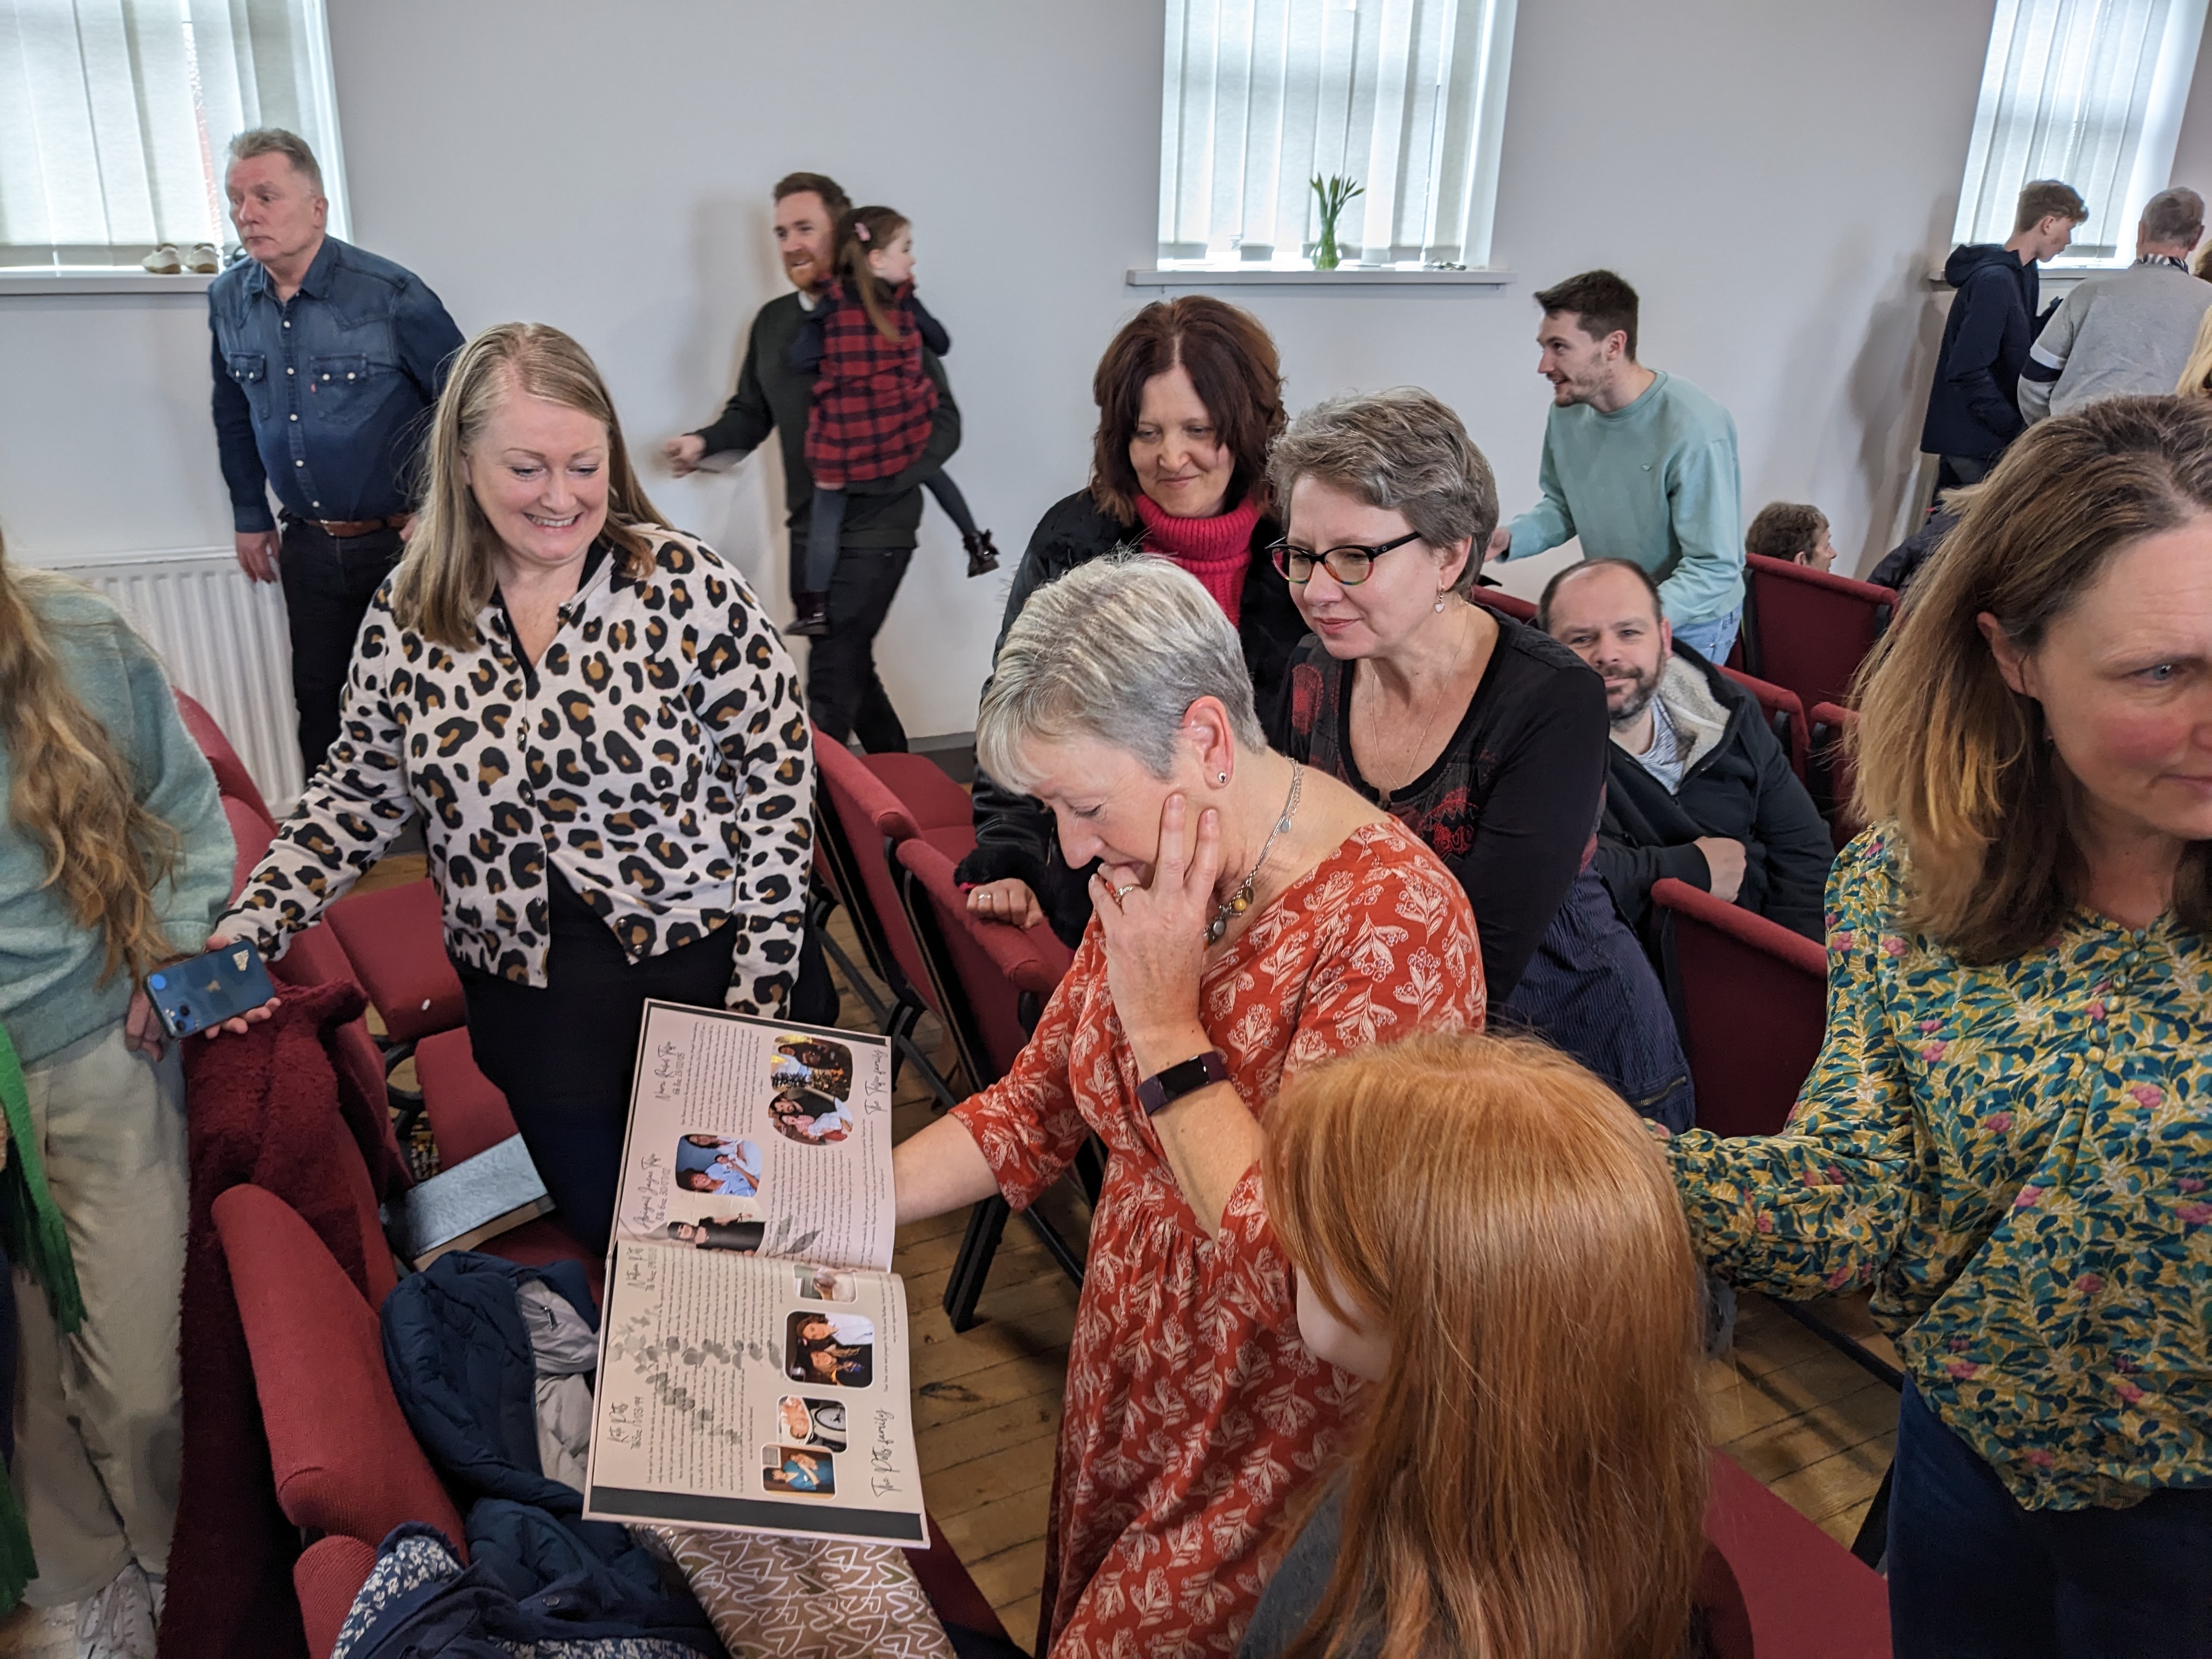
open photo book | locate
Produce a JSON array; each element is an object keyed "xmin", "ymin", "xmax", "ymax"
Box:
[{"xmin": 582, "ymin": 1000, "xmax": 927, "ymax": 1545}]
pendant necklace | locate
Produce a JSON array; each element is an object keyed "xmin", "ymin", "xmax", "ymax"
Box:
[{"xmin": 1207, "ymin": 763, "xmax": 1304, "ymax": 945}]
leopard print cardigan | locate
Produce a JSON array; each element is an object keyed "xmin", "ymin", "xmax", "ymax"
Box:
[{"xmin": 219, "ymin": 527, "xmax": 812, "ymax": 1014}]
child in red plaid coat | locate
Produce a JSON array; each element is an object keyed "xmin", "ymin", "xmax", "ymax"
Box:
[{"xmin": 787, "ymin": 204, "xmax": 996, "ymax": 635}]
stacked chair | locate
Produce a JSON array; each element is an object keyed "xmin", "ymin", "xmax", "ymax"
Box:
[{"xmin": 177, "ymin": 695, "xmax": 1017, "ymax": 1655}]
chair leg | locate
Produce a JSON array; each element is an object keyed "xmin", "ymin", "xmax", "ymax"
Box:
[
  {"xmin": 944, "ymin": 1196, "xmax": 1012, "ymax": 1333},
  {"xmin": 886, "ymin": 1000, "xmax": 964, "ymax": 1111},
  {"xmin": 1850, "ymin": 1462, "xmax": 1893, "ymax": 1570},
  {"xmin": 1073, "ymin": 1136, "xmax": 1107, "ymax": 1207},
  {"xmin": 1017, "ymin": 1204, "xmax": 1084, "ymax": 1289}
]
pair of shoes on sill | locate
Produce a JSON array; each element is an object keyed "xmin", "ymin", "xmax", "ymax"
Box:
[{"xmin": 140, "ymin": 243, "xmax": 219, "ymax": 274}]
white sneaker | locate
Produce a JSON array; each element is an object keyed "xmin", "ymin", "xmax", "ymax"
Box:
[
  {"xmin": 139, "ymin": 244, "xmax": 180, "ymax": 275},
  {"xmin": 73, "ymin": 1564, "xmax": 156, "ymax": 1659}
]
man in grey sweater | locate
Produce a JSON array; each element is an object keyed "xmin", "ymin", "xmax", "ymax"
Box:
[{"xmin": 2019, "ymin": 187, "xmax": 2210, "ymax": 421}]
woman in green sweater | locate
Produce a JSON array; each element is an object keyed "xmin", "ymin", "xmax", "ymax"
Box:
[
  {"xmin": 1665, "ymin": 398, "xmax": 2212, "ymax": 1656},
  {"xmin": 0, "ymin": 530, "xmax": 234, "ymax": 1650}
]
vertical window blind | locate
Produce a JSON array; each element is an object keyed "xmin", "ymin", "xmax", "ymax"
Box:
[
  {"xmin": 1953, "ymin": 0, "xmax": 2209, "ymax": 262},
  {"xmin": 0, "ymin": 0, "xmax": 346, "ymax": 269},
  {"xmin": 1158, "ymin": 0, "xmax": 1518, "ymax": 269}
]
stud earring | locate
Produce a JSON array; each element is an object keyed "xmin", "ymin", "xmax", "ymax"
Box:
[{"xmin": 1217, "ymin": 771, "xmax": 1228, "ymax": 785}]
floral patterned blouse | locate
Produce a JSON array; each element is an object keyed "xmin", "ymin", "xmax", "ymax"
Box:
[
  {"xmin": 955, "ymin": 817, "xmax": 1483, "ymax": 1657},
  {"xmin": 1667, "ymin": 830, "xmax": 2212, "ymax": 1510}
]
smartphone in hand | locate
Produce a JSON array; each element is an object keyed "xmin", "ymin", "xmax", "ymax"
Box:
[{"xmin": 146, "ymin": 940, "xmax": 276, "ymax": 1038}]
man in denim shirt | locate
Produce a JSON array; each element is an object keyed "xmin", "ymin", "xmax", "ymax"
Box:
[{"xmin": 207, "ymin": 128, "xmax": 464, "ymax": 771}]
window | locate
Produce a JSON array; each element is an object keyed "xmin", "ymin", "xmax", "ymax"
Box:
[
  {"xmin": 1953, "ymin": 0, "xmax": 2209, "ymax": 266},
  {"xmin": 1156, "ymin": 0, "xmax": 1518, "ymax": 272},
  {"xmin": 0, "ymin": 0, "xmax": 347, "ymax": 270}
]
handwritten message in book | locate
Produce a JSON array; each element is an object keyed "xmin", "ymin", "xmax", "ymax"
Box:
[{"xmin": 582, "ymin": 1001, "xmax": 926, "ymax": 1545}]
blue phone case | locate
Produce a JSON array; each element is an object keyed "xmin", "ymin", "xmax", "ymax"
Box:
[{"xmin": 146, "ymin": 940, "xmax": 276, "ymax": 1037}]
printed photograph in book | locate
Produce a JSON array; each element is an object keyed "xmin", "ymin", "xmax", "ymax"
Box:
[{"xmin": 583, "ymin": 1003, "xmax": 924, "ymax": 1544}]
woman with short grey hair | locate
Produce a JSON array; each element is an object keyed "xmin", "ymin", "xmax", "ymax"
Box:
[
  {"xmin": 1265, "ymin": 389, "xmax": 1695, "ymax": 1132},
  {"xmin": 893, "ymin": 556, "xmax": 1483, "ymax": 1657}
]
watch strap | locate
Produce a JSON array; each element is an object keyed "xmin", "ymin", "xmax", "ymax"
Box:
[{"xmin": 1137, "ymin": 1049, "xmax": 1231, "ymax": 1116}]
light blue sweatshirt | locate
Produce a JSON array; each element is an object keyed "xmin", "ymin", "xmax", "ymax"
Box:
[
  {"xmin": 1504, "ymin": 370, "xmax": 1745, "ymax": 625},
  {"xmin": 0, "ymin": 579, "xmax": 234, "ymax": 1066}
]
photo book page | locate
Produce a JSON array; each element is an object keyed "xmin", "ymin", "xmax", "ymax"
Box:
[{"xmin": 582, "ymin": 1001, "xmax": 927, "ymax": 1544}]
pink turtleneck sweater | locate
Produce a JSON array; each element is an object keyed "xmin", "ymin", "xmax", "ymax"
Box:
[{"xmin": 1132, "ymin": 493, "xmax": 1260, "ymax": 627}]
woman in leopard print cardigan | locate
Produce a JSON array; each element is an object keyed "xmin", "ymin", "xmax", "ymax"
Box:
[{"xmin": 219, "ymin": 324, "xmax": 812, "ymax": 1251}]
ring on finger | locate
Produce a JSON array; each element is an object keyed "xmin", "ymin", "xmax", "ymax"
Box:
[{"xmin": 1110, "ymin": 883, "xmax": 1139, "ymax": 906}]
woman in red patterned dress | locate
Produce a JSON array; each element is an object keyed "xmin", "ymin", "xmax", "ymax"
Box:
[{"xmin": 893, "ymin": 557, "xmax": 1485, "ymax": 1657}]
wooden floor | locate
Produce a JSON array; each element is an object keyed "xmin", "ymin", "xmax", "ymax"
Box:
[{"xmin": 830, "ymin": 917, "xmax": 1900, "ymax": 1652}]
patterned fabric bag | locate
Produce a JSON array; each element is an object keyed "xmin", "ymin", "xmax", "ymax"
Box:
[{"xmin": 656, "ymin": 1527, "xmax": 957, "ymax": 1659}]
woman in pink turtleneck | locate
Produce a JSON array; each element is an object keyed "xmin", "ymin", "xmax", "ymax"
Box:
[{"xmin": 955, "ymin": 297, "xmax": 1308, "ymax": 945}]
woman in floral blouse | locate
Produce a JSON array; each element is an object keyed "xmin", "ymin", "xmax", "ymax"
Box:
[
  {"xmin": 1666, "ymin": 396, "xmax": 2212, "ymax": 1657},
  {"xmin": 893, "ymin": 557, "xmax": 1482, "ymax": 1658},
  {"xmin": 220, "ymin": 324, "xmax": 812, "ymax": 1251}
]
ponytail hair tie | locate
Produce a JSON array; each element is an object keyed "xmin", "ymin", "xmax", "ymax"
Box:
[{"xmin": 854, "ymin": 223, "xmax": 871, "ymax": 242}]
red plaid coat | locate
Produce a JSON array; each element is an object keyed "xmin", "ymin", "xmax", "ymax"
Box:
[{"xmin": 804, "ymin": 280, "xmax": 939, "ymax": 488}]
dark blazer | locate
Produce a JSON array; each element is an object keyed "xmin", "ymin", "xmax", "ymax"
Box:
[
  {"xmin": 955, "ymin": 489, "xmax": 1306, "ymax": 945},
  {"xmin": 1595, "ymin": 644, "xmax": 1835, "ymax": 943}
]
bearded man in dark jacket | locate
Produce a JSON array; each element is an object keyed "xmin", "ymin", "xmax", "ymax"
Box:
[{"xmin": 1541, "ymin": 560, "xmax": 1833, "ymax": 944}]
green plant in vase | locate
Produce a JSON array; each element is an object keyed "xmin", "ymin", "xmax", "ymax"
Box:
[{"xmin": 1310, "ymin": 174, "xmax": 1365, "ymax": 270}]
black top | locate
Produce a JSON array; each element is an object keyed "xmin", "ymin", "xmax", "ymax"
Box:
[
  {"xmin": 691, "ymin": 290, "xmax": 961, "ymax": 552},
  {"xmin": 1268, "ymin": 612, "xmax": 1607, "ymax": 1002},
  {"xmin": 1595, "ymin": 645, "xmax": 1833, "ymax": 944},
  {"xmin": 955, "ymin": 488, "xmax": 1310, "ymax": 946}
]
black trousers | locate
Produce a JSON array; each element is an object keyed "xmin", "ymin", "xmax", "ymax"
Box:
[
  {"xmin": 805, "ymin": 543, "xmax": 914, "ymax": 753},
  {"xmin": 277, "ymin": 517, "xmax": 403, "ymax": 772},
  {"xmin": 456, "ymin": 870, "xmax": 737, "ymax": 1255}
]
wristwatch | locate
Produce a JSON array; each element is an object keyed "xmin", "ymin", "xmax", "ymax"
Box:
[{"xmin": 1137, "ymin": 1049, "xmax": 1231, "ymax": 1116}]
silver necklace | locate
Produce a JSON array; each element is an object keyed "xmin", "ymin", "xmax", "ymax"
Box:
[{"xmin": 1207, "ymin": 763, "xmax": 1303, "ymax": 944}]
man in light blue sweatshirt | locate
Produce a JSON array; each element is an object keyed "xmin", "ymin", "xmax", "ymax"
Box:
[{"xmin": 1486, "ymin": 270, "xmax": 1746, "ymax": 662}]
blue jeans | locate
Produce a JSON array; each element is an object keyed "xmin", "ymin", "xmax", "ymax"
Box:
[
  {"xmin": 1887, "ymin": 1380, "xmax": 2212, "ymax": 1658},
  {"xmin": 1670, "ymin": 605, "xmax": 1741, "ymax": 664}
]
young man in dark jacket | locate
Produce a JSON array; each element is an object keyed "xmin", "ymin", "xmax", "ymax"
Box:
[
  {"xmin": 1541, "ymin": 560, "xmax": 1833, "ymax": 943},
  {"xmin": 1920, "ymin": 179, "xmax": 2086, "ymax": 490}
]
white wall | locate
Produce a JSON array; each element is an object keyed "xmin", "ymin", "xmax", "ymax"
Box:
[{"xmin": 5, "ymin": 0, "xmax": 2167, "ymax": 741}]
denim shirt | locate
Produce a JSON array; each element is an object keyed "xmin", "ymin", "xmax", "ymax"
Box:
[{"xmin": 207, "ymin": 235, "xmax": 464, "ymax": 532}]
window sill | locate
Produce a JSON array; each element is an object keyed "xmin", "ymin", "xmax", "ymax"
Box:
[
  {"xmin": 1126, "ymin": 266, "xmax": 1515, "ymax": 289},
  {"xmin": 0, "ymin": 269, "xmax": 216, "ymax": 296}
]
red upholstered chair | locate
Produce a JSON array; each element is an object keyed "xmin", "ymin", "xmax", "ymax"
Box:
[
  {"xmin": 1705, "ymin": 1450, "xmax": 1892, "ymax": 1657},
  {"xmin": 1721, "ymin": 665, "xmax": 1811, "ymax": 787},
  {"xmin": 1655, "ymin": 877, "xmax": 1903, "ymax": 1562},
  {"xmin": 895, "ymin": 837, "xmax": 1088, "ymax": 1329},
  {"xmin": 177, "ymin": 689, "xmax": 274, "ymax": 822},
  {"xmin": 812, "ymin": 735, "xmax": 969, "ymax": 1105},
  {"xmin": 325, "ymin": 878, "xmax": 466, "ymax": 1048},
  {"xmin": 1470, "ymin": 585, "xmax": 1538, "ymax": 624},
  {"xmin": 1810, "ymin": 702, "xmax": 1864, "ymax": 853},
  {"xmin": 222, "ymin": 795, "xmax": 277, "ymax": 902},
  {"xmin": 213, "ymin": 1184, "xmax": 461, "ymax": 1551},
  {"xmin": 295, "ymin": 1534, "xmax": 377, "ymax": 1659},
  {"xmin": 904, "ymin": 1513, "xmax": 1017, "ymax": 1650},
  {"xmin": 1740, "ymin": 554, "xmax": 1896, "ymax": 715}
]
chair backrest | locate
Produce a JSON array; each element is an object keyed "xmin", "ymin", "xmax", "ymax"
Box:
[
  {"xmin": 177, "ymin": 689, "xmax": 274, "ymax": 822},
  {"xmin": 812, "ymin": 737, "xmax": 949, "ymax": 1008},
  {"xmin": 1808, "ymin": 702, "xmax": 1864, "ymax": 854},
  {"xmin": 1720, "ymin": 665, "xmax": 1810, "ymax": 787},
  {"xmin": 1705, "ymin": 1449, "xmax": 1892, "ymax": 1657},
  {"xmin": 222, "ymin": 794, "xmax": 278, "ymax": 902},
  {"xmin": 1470, "ymin": 585, "xmax": 1538, "ymax": 624},
  {"xmin": 1741, "ymin": 554, "xmax": 1895, "ymax": 715},
  {"xmin": 213, "ymin": 1183, "xmax": 460, "ymax": 1550},
  {"xmin": 894, "ymin": 837, "xmax": 1067, "ymax": 1086},
  {"xmin": 1651, "ymin": 877, "xmax": 1826, "ymax": 1138}
]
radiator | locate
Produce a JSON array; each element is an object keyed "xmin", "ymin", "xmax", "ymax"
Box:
[{"xmin": 37, "ymin": 547, "xmax": 304, "ymax": 815}]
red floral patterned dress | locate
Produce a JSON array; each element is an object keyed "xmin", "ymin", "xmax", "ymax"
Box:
[{"xmin": 952, "ymin": 817, "xmax": 1485, "ymax": 1657}]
